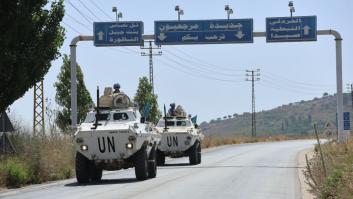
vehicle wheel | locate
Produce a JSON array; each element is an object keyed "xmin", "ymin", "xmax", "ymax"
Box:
[
  {"xmin": 156, "ymin": 150, "xmax": 165, "ymax": 166},
  {"xmin": 75, "ymin": 152, "xmax": 90, "ymax": 183},
  {"xmin": 134, "ymin": 147, "xmax": 149, "ymax": 181},
  {"xmin": 90, "ymin": 164, "xmax": 103, "ymax": 182},
  {"xmin": 197, "ymin": 143, "xmax": 201, "ymax": 164},
  {"xmin": 189, "ymin": 142, "xmax": 199, "ymax": 165},
  {"xmin": 148, "ymin": 148, "xmax": 157, "ymax": 178}
]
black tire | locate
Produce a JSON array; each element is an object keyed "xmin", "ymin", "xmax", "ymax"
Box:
[
  {"xmin": 189, "ymin": 142, "xmax": 199, "ymax": 165},
  {"xmin": 148, "ymin": 148, "xmax": 157, "ymax": 178},
  {"xmin": 197, "ymin": 143, "xmax": 202, "ymax": 164},
  {"xmin": 75, "ymin": 152, "xmax": 90, "ymax": 183},
  {"xmin": 156, "ymin": 150, "xmax": 165, "ymax": 166},
  {"xmin": 134, "ymin": 147, "xmax": 149, "ymax": 181},
  {"xmin": 90, "ymin": 164, "xmax": 103, "ymax": 182}
]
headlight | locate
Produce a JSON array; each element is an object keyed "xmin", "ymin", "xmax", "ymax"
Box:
[
  {"xmin": 76, "ymin": 137, "xmax": 84, "ymax": 143},
  {"xmin": 126, "ymin": 143, "xmax": 133, "ymax": 149},
  {"xmin": 128, "ymin": 135, "xmax": 136, "ymax": 141},
  {"xmin": 80, "ymin": 145, "xmax": 88, "ymax": 151}
]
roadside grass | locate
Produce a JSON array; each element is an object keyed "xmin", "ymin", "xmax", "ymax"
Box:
[
  {"xmin": 304, "ymin": 138, "xmax": 353, "ymax": 199},
  {"xmin": 0, "ymin": 130, "xmax": 309, "ymax": 188},
  {"xmin": 201, "ymin": 134, "xmax": 304, "ymax": 149},
  {"xmin": 0, "ymin": 131, "xmax": 75, "ymax": 188}
]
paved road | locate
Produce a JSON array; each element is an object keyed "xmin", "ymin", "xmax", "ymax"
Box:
[{"xmin": 0, "ymin": 140, "xmax": 315, "ymax": 199}]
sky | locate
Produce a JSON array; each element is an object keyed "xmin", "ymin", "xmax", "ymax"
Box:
[{"xmin": 9, "ymin": 0, "xmax": 353, "ymax": 128}]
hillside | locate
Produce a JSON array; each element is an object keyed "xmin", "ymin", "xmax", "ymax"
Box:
[{"xmin": 200, "ymin": 93, "xmax": 352, "ymax": 137}]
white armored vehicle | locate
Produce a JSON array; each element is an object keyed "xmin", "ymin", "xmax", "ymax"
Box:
[
  {"xmin": 74, "ymin": 86, "xmax": 161, "ymax": 183},
  {"xmin": 155, "ymin": 104, "xmax": 204, "ymax": 165}
]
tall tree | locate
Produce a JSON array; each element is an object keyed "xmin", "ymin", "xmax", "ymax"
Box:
[
  {"xmin": 134, "ymin": 77, "xmax": 160, "ymax": 124},
  {"xmin": 54, "ymin": 54, "xmax": 93, "ymax": 132},
  {"xmin": 0, "ymin": 0, "xmax": 65, "ymax": 112}
]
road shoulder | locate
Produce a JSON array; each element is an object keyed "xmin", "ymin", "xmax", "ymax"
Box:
[{"xmin": 297, "ymin": 148, "xmax": 315, "ymax": 199}]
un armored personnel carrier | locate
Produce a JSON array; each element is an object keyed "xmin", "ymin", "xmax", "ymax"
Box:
[
  {"xmin": 74, "ymin": 87, "xmax": 161, "ymax": 183},
  {"xmin": 155, "ymin": 104, "xmax": 204, "ymax": 165}
]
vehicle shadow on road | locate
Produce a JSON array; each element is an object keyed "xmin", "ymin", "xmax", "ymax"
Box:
[
  {"xmin": 159, "ymin": 165, "xmax": 302, "ymax": 169},
  {"xmin": 65, "ymin": 178, "xmax": 138, "ymax": 187},
  {"xmin": 162, "ymin": 163, "xmax": 190, "ymax": 167}
]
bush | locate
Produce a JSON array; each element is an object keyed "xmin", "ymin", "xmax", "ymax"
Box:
[
  {"xmin": 6, "ymin": 159, "xmax": 29, "ymax": 187},
  {"xmin": 305, "ymin": 139, "xmax": 353, "ymax": 199},
  {"xmin": 0, "ymin": 133, "xmax": 75, "ymax": 188}
]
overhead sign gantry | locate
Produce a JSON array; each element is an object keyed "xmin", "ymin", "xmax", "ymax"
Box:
[
  {"xmin": 69, "ymin": 5, "xmax": 344, "ymax": 141},
  {"xmin": 266, "ymin": 16, "xmax": 317, "ymax": 42},
  {"xmin": 93, "ymin": 21, "xmax": 144, "ymax": 46},
  {"xmin": 155, "ymin": 19, "xmax": 253, "ymax": 45}
]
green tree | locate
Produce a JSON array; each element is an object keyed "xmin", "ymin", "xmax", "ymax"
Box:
[
  {"xmin": 133, "ymin": 77, "xmax": 160, "ymax": 124},
  {"xmin": 54, "ymin": 54, "xmax": 93, "ymax": 132},
  {"xmin": 0, "ymin": 0, "xmax": 65, "ymax": 112}
]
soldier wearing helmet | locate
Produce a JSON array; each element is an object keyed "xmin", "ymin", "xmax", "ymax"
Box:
[
  {"xmin": 113, "ymin": 83, "xmax": 121, "ymax": 94},
  {"xmin": 168, "ymin": 103, "xmax": 176, "ymax": 116}
]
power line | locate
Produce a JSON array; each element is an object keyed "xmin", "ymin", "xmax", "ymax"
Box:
[
  {"xmin": 62, "ymin": 21, "xmax": 82, "ymax": 34},
  {"xmin": 246, "ymin": 69, "xmax": 260, "ymax": 137},
  {"xmin": 65, "ymin": 13, "xmax": 92, "ymax": 32},
  {"xmin": 161, "ymin": 55, "xmax": 244, "ymax": 82},
  {"xmin": 162, "ymin": 54, "xmax": 243, "ymax": 80},
  {"xmin": 78, "ymin": 0, "xmax": 103, "ymax": 21},
  {"xmin": 156, "ymin": 56, "xmax": 243, "ymax": 83},
  {"xmin": 260, "ymin": 78, "xmax": 329, "ymax": 95},
  {"xmin": 163, "ymin": 49, "xmax": 244, "ymax": 77},
  {"xmin": 259, "ymin": 80, "xmax": 325, "ymax": 95},
  {"xmin": 168, "ymin": 46, "xmax": 247, "ymax": 72},
  {"xmin": 67, "ymin": 0, "xmax": 93, "ymax": 24},
  {"xmin": 88, "ymin": 0, "xmax": 114, "ymax": 20},
  {"xmin": 263, "ymin": 72, "xmax": 335, "ymax": 88}
]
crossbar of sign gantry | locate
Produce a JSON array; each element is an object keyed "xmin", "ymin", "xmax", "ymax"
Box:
[
  {"xmin": 154, "ymin": 19, "xmax": 253, "ymax": 45},
  {"xmin": 266, "ymin": 16, "xmax": 317, "ymax": 42},
  {"xmin": 93, "ymin": 21, "xmax": 144, "ymax": 46}
]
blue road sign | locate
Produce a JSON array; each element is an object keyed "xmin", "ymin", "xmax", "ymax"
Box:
[
  {"xmin": 154, "ymin": 19, "xmax": 253, "ymax": 45},
  {"xmin": 343, "ymin": 112, "xmax": 350, "ymax": 120},
  {"xmin": 266, "ymin": 16, "xmax": 317, "ymax": 42},
  {"xmin": 344, "ymin": 121, "xmax": 350, "ymax": 130},
  {"xmin": 342, "ymin": 112, "xmax": 351, "ymax": 130},
  {"xmin": 93, "ymin": 21, "xmax": 143, "ymax": 46}
]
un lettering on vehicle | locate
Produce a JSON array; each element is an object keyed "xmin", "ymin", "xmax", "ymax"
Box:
[
  {"xmin": 167, "ymin": 136, "xmax": 178, "ymax": 147},
  {"xmin": 97, "ymin": 136, "xmax": 116, "ymax": 153}
]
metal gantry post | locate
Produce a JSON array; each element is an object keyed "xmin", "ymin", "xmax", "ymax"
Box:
[
  {"xmin": 70, "ymin": 36, "xmax": 94, "ymax": 129},
  {"xmin": 253, "ymin": 30, "xmax": 344, "ymax": 141},
  {"xmin": 351, "ymin": 84, "xmax": 353, "ymax": 110}
]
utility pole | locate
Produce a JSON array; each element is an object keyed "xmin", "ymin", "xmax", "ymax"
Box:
[
  {"xmin": 141, "ymin": 41, "xmax": 162, "ymax": 94},
  {"xmin": 246, "ymin": 69, "xmax": 260, "ymax": 137},
  {"xmin": 33, "ymin": 80, "xmax": 45, "ymax": 136}
]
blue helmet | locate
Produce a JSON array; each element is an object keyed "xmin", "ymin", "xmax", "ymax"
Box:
[{"xmin": 113, "ymin": 83, "xmax": 120, "ymax": 90}]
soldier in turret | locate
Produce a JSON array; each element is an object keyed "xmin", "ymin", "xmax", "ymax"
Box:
[
  {"xmin": 168, "ymin": 103, "xmax": 176, "ymax": 116},
  {"xmin": 113, "ymin": 83, "xmax": 121, "ymax": 94}
]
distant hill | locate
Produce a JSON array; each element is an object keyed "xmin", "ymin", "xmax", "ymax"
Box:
[{"xmin": 200, "ymin": 93, "xmax": 352, "ymax": 137}]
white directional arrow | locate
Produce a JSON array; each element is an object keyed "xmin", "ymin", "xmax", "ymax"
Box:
[
  {"xmin": 235, "ymin": 31, "xmax": 245, "ymax": 39},
  {"xmin": 303, "ymin": 25, "xmax": 311, "ymax": 35},
  {"xmin": 158, "ymin": 33, "xmax": 167, "ymax": 41},
  {"xmin": 97, "ymin": 31, "xmax": 104, "ymax": 40}
]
